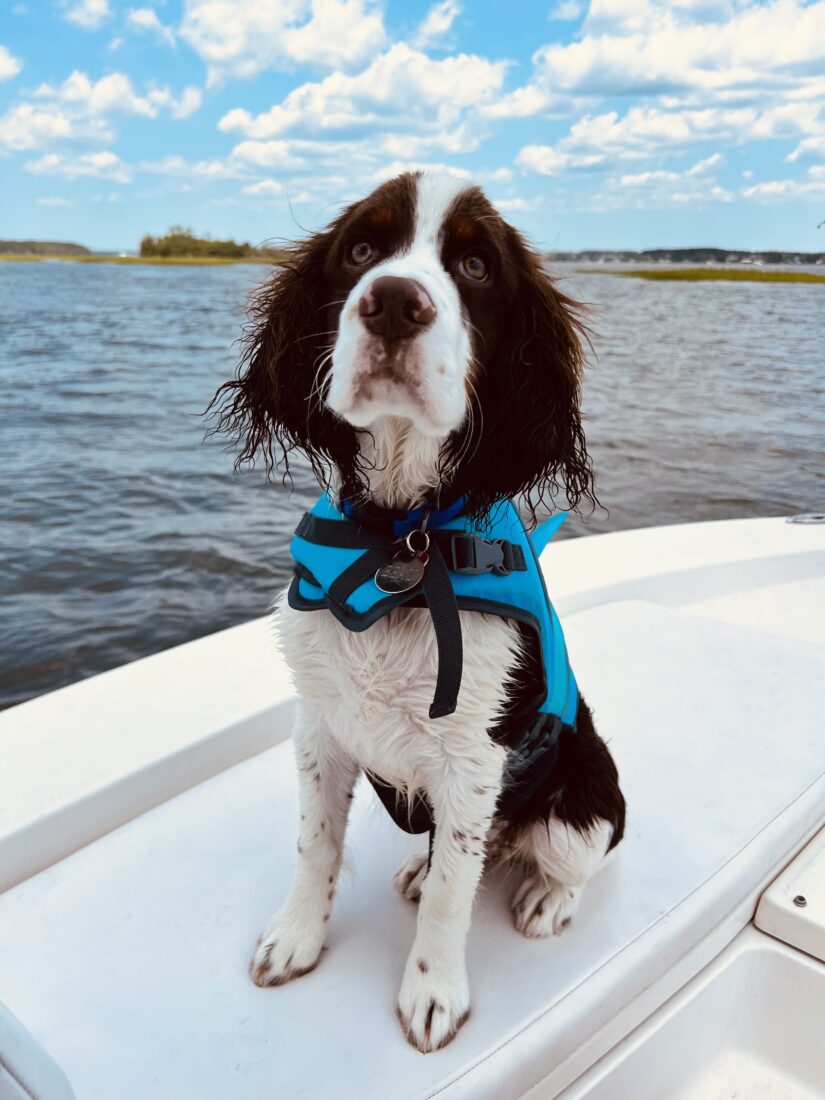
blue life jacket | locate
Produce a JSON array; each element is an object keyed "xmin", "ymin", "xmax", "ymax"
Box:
[{"xmin": 288, "ymin": 494, "xmax": 578, "ymax": 831}]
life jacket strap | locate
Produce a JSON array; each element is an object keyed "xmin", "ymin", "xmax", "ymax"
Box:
[
  {"xmin": 294, "ymin": 513, "xmax": 527, "ymax": 577},
  {"xmin": 421, "ymin": 540, "xmax": 462, "ymax": 719}
]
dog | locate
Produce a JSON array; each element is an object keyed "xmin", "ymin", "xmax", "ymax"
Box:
[{"xmin": 212, "ymin": 171, "xmax": 625, "ymax": 1053}]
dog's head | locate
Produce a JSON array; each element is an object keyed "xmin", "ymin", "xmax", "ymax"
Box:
[{"xmin": 212, "ymin": 171, "xmax": 593, "ymax": 518}]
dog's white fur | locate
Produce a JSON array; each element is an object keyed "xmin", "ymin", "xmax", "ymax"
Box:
[{"xmin": 250, "ymin": 174, "xmax": 613, "ymax": 1053}]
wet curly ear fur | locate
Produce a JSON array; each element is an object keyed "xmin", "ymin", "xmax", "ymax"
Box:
[
  {"xmin": 207, "ymin": 229, "xmax": 360, "ymax": 492},
  {"xmin": 442, "ymin": 234, "xmax": 596, "ymax": 522}
]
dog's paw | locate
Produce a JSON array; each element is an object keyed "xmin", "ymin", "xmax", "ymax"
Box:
[
  {"xmin": 392, "ymin": 852, "xmax": 429, "ymax": 902},
  {"xmin": 511, "ymin": 874, "xmax": 581, "ymax": 939},
  {"xmin": 396, "ymin": 956, "xmax": 470, "ymax": 1053},
  {"xmin": 249, "ymin": 910, "xmax": 326, "ymax": 988}
]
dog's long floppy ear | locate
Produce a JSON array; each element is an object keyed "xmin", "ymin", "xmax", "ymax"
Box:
[
  {"xmin": 447, "ymin": 233, "xmax": 595, "ymax": 522},
  {"xmin": 208, "ymin": 230, "xmax": 359, "ymax": 489}
]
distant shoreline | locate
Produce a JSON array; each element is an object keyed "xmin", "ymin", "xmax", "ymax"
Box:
[
  {"xmin": 0, "ymin": 253, "xmax": 272, "ymax": 266},
  {"xmin": 2, "ymin": 253, "xmax": 824, "ymax": 283}
]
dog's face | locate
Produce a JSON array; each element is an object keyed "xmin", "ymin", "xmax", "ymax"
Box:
[
  {"xmin": 326, "ymin": 173, "xmax": 491, "ymax": 439},
  {"xmin": 213, "ymin": 171, "xmax": 593, "ymax": 517}
]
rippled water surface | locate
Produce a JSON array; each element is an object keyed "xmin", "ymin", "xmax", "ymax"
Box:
[{"xmin": 1, "ymin": 260, "xmax": 823, "ymax": 707}]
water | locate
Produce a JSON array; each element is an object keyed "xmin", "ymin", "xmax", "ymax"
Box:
[{"xmin": 1, "ymin": 261, "xmax": 823, "ymax": 708}]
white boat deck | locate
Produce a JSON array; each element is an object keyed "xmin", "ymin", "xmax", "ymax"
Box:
[{"xmin": 1, "ymin": 518, "xmax": 824, "ymax": 1100}]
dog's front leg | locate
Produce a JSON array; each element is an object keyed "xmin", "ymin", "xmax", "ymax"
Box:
[
  {"xmin": 397, "ymin": 754, "xmax": 502, "ymax": 1052},
  {"xmin": 251, "ymin": 704, "xmax": 359, "ymax": 987}
]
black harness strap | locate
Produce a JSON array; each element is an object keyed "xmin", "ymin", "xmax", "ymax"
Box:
[
  {"xmin": 366, "ymin": 774, "xmax": 434, "ymax": 833},
  {"xmin": 419, "ymin": 540, "xmax": 463, "ymax": 719},
  {"xmin": 295, "ymin": 513, "xmax": 394, "ymax": 552},
  {"xmin": 295, "ymin": 513, "xmax": 527, "ymax": 575},
  {"xmin": 328, "ymin": 547, "xmax": 392, "ymax": 609}
]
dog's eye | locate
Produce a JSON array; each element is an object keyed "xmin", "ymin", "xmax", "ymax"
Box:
[
  {"xmin": 459, "ymin": 253, "xmax": 488, "ymax": 282},
  {"xmin": 348, "ymin": 241, "xmax": 377, "ymax": 266}
]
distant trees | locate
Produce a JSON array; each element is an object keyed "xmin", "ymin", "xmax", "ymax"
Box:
[{"xmin": 139, "ymin": 226, "xmax": 252, "ymax": 258}]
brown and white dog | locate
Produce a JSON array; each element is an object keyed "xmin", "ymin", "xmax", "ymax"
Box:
[{"xmin": 212, "ymin": 171, "xmax": 625, "ymax": 1053}]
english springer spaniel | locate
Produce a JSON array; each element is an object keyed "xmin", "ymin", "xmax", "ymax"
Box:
[{"xmin": 212, "ymin": 171, "xmax": 625, "ymax": 1053}]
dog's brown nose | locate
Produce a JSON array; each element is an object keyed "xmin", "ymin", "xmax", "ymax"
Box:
[{"xmin": 358, "ymin": 276, "xmax": 436, "ymax": 342}]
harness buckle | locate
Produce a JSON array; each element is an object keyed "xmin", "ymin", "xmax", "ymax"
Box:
[{"xmin": 450, "ymin": 536, "xmax": 510, "ymax": 575}]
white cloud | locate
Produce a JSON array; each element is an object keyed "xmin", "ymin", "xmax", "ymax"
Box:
[
  {"xmin": 180, "ymin": 0, "xmax": 387, "ymax": 85},
  {"xmin": 517, "ymin": 102, "xmax": 822, "ymax": 178},
  {"xmin": 493, "ymin": 195, "xmax": 542, "ymax": 211},
  {"xmin": 0, "ymin": 103, "xmax": 88, "ymax": 150},
  {"xmin": 34, "ymin": 70, "xmax": 202, "ymax": 120},
  {"xmin": 613, "ymin": 150, "xmax": 732, "ymax": 203},
  {"xmin": 516, "ymin": 145, "xmax": 605, "ymax": 175},
  {"xmin": 25, "ymin": 150, "xmax": 131, "ymax": 182},
  {"xmin": 412, "ymin": 0, "xmax": 461, "ymax": 48},
  {"xmin": 742, "ymin": 166, "xmax": 825, "ymax": 200},
  {"xmin": 141, "ymin": 154, "xmax": 245, "ymax": 178},
  {"xmin": 36, "ymin": 196, "xmax": 74, "ymax": 207},
  {"xmin": 218, "ymin": 44, "xmax": 507, "ymax": 139},
  {"xmin": 549, "ymin": 1, "xmax": 582, "ymax": 20},
  {"xmin": 787, "ymin": 135, "xmax": 825, "ymax": 162},
  {"xmin": 229, "ymin": 140, "xmax": 308, "ymax": 170},
  {"xmin": 372, "ymin": 159, "xmax": 472, "ymax": 182},
  {"xmin": 620, "ymin": 151, "xmax": 722, "ymax": 184},
  {"xmin": 242, "ymin": 178, "xmax": 285, "ymax": 196},
  {"xmin": 127, "ymin": 8, "xmax": 176, "ymax": 46},
  {"xmin": 0, "ymin": 71, "xmax": 201, "ymax": 151},
  {"xmin": 488, "ymin": 0, "xmax": 825, "ymax": 115},
  {"xmin": 64, "ymin": 0, "xmax": 110, "ymax": 29},
  {"xmin": 0, "ymin": 45, "xmax": 22, "ymax": 81}
]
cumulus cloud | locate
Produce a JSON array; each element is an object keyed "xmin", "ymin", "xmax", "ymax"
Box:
[
  {"xmin": 0, "ymin": 103, "xmax": 89, "ymax": 150},
  {"xmin": 25, "ymin": 150, "xmax": 131, "ymax": 182},
  {"xmin": 787, "ymin": 135, "xmax": 825, "ymax": 162},
  {"xmin": 127, "ymin": 8, "xmax": 176, "ymax": 46},
  {"xmin": 241, "ymin": 178, "xmax": 285, "ymax": 196},
  {"xmin": 64, "ymin": 0, "xmax": 110, "ymax": 29},
  {"xmin": 517, "ymin": 101, "xmax": 822, "ymax": 178},
  {"xmin": 412, "ymin": 0, "xmax": 462, "ymax": 48},
  {"xmin": 516, "ymin": 146, "xmax": 605, "ymax": 175},
  {"xmin": 549, "ymin": 0, "xmax": 582, "ymax": 20},
  {"xmin": 218, "ymin": 44, "xmax": 507, "ymax": 139},
  {"xmin": 0, "ymin": 44, "xmax": 22, "ymax": 81},
  {"xmin": 743, "ymin": 165, "xmax": 825, "ymax": 200},
  {"xmin": 180, "ymin": 0, "xmax": 387, "ymax": 85},
  {"xmin": 372, "ymin": 159, "xmax": 472, "ymax": 182},
  {"xmin": 620, "ymin": 151, "xmax": 722, "ymax": 184},
  {"xmin": 0, "ymin": 70, "xmax": 202, "ymax": 151},
  {"xmin": 489, "ymin": 0, "xmax": 825, "ymax": 113},
  {"xmin": 140, "ymin": 154, "xmax": 245, "ymax": 177}
]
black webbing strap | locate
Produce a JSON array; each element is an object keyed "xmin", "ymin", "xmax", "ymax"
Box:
[
  {"xmin": 328, "ymin": 547, "xmax": 390, "ymax": 608},
  {"xmin": 295, "ymin": 513, "xmax": 394, "ymax": 552},
  {"xmin": 366, "ymin": 773, "xmax": 434, "ymax": 833},
  {"xmin": 420, "ymin": 541, "xmax": 463, "ymax": 719},
  {"xmin": 296, "ymin": 513, "xmax": 526, "ymax": 577}
]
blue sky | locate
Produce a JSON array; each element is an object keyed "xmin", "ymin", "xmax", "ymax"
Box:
[{"xmin": 1, "ymin": 0, "xmax": 824, "ymax": 251}]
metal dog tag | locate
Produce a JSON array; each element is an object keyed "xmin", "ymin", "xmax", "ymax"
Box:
[
  {"xmin": 374, "ymin": 553, "xmax": 426, "ymax": 594},
  {"xmin": 375, "ymin": 528, "xmax": 430, "ymax": 594}
]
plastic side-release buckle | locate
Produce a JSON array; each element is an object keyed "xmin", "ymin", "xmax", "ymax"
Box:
[{"xmin": 450, "ymin": 535, "xmax": 512, "ymax": 575}]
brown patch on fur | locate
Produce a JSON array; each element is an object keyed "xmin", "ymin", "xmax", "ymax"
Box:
[{"xmin": 417, "ymin": 958, "xmax": 429, "ymax": 973}]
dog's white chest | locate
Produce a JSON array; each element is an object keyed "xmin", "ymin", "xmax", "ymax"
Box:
[{"xmin": 277, "ymin": 593, "xmax": 519, "ymax": 788}]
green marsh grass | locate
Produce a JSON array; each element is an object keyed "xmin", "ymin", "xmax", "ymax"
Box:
[{"xmin": 578, "ymin": 266, "xmax": 825, "ymax": 284}]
